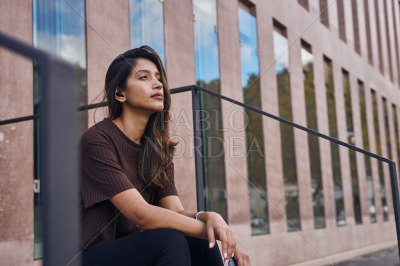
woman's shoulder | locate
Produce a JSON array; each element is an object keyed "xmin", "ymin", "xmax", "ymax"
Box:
[{"xmin": 80, "ymin": 118, "xmax": 114, "ymax": 146}]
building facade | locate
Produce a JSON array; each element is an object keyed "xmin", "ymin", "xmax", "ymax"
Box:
[{"xmin": 1, "ymin": 0, "xmax": 400, "ymax": 265}]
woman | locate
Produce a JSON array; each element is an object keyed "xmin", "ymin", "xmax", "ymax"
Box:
[{"xmin": 80, "ymin": 46, "xmax": 250, "ymax": 265}]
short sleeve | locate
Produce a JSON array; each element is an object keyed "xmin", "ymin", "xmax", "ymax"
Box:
[
  {"xmin": 80, "ymin": 133, "xmax": 134, "ymax": 208},
  {"xmin": 154, "ymin": 162, "xmax": 179, "ymax": 204}
]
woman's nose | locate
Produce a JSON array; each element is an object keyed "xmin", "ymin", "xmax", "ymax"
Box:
[{"xmin": 153, "ymin": 78, "xmax": 163, "ymax": 89}]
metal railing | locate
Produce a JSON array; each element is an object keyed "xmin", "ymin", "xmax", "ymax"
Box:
[{"xmin": 1, "ymin": 32, "xmax": 400, "ymax": 264}]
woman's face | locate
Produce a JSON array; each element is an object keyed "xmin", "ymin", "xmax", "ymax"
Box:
[{"xmin": 118, "ymin": 58, "xmax": 164, "ymax": 115}]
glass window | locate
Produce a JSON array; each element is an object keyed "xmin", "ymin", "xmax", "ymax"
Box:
[
  {"xmin": 337, "ymin": 0, "xmax": 346, "ymax": 42},
  {"xmin": 192, "ymin": 0, "xmax": 227, "ymax": 222},
  {"xmin": 358, "ymin": 81, "xmax": 376, "ymax": 222},
  {"xmin": 298, "ymin": 0, "xmax": 309, "ymax": 10},
  {"xmin": 33, "ymin": 0, "xmax": 87, "ymax": 258},
  {"xmin": 319, "ymin": 0, "xmax": 329, "ymax": 28},
  {"xmin": 382, "ymin": 98, "xmax": 392, "ymax": 159},
  {"xmin": 371, "ymin": 90, "xmax": 389, "ymax": 221},
  {"xmin": 392, "ymin": 104, "xmax": 400, "ymax": 180},
  {"xmin": 301, "ymin": 41, "xmax": 325, "ymax": 228},
  {"xmin": 342, "ymin": 70, "xmax": 362, "ymax": 224},
  {"xmin": 274, "ymin": 20, "xmax": 300, "ymax": 231},
  {"xmin": 130, "ymin": 0, "xmax": 165, "ymax": 63},
  {"xmin": 324, "ymin": 56, "xmax": 346, "ymax": 226},
  {"xmin": 239, "ymin": 6, "xmax": 269, "ymax": 235}
]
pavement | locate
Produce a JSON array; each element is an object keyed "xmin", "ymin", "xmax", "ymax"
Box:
[{"xmin": 335, "ymin": 247, "xmax": 400, "ymax": 266}]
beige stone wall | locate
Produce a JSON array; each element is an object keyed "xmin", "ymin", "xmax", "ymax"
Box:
[{"xmin": 0, "ymin": 1, "xmax": 34, "ymax": 265}]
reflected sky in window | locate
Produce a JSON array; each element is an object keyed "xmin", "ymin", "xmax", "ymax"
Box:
[
  {"xmin": 193, "ymin": 0, "xmax": 220, "ymax": 83},
  {"xmin": 33, "ymin": 0, "xmax": 86, "ymax": 68},
  {"xmin": 239, "ymin": 7, "xmax": 259, "ymax": 88},
  {"xmin": 273, "ymin": 31, "xmax": 289, "ymax": 74},
  {"xmin": 130, "ymin": 0, "xmax": 165, "ymax": 64}
]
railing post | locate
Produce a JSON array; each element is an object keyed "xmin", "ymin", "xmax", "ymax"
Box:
[
  {"xmin": 191, "ymin": 87, "xmax": 205, "ymax": 212},
  {"xmin": 389, "ymin": 161, "xmax": 400, "ymax": 259},
  {"xmin": 40, "ymin": 56, "xmax": 80, "ymax": 266}
]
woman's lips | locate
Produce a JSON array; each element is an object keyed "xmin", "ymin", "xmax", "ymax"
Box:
[{"xmin": 151, "ymin": 93, "xmax": 163, "ymax": 100}]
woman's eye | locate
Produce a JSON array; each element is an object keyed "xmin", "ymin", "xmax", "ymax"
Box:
[{"xmin": 139, "ymin": 76, "xmax": 147, "ymax": 79}]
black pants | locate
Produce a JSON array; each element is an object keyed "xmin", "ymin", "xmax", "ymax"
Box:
[{"xmin": 82, "ymin": 229, "xmax": 224, "ymax": 266}]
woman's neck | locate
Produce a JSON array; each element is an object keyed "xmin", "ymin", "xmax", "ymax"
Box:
[{"xmin": 113, "ymin": 111, "xmax": 149, "ymax": 145}]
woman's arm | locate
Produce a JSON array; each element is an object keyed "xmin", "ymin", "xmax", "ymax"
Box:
[{"xmin": 110, "ymin": 188, "xmax": 208, "ymax": 239}]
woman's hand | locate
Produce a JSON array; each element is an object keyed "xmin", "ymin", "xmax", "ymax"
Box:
[
  {"xmin": 233, "ymin": 241, "xmax": 251, "ymax": 266},
  {"xmin": 200, "ymin": 212, "xmax": 237, "ymax": 262}
]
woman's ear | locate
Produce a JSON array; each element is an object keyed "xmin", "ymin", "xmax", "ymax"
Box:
[{"xmin": 115, "ymin": 88, "xmax": 126, "ymax": 102}]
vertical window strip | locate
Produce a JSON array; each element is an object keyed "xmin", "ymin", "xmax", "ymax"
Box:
[
  {"xmin": 33, "ymin": 0, "xmax": 88, "ymax": 258},
  {"xmin": 343, "ymin": 70, "xmax": 362, "ymax": 224},
  {"xmin": 351, "ymin": 0, "xmax": 361, "ymax": 54},
  {"xmin": 383, "ymin": 98, "xmax": 392, "ymax": 160},
  {"xmin": 359, "ymin": 82, "xmax": 376, "ymax": 222},
  {"xmin": 298, "ymin": 0, "xmax": 309, "ymax": 11},
  {"xmin": 392, "ymin": 104, "xmax": 400, "ymax": 180},
  {"xmin": 383, "ymin": 0, "xmax": 394, "ymax": 81},
  {"xmin": 337, "ymin": 0, "xmax": 346, "ymax": 42},
  {"xmin": 319, "ymin": 0, "xmax": 330, "ymax": 28},
  {"xmin": 371, "ymin": 90, "xmax": 389, "ymax": 221},
  {"xmin": 374, "ymin": 0, "xmax": 384, "ymax": 74},
  {"xmin": 301, "ymin": 41, "xmax": 325, "ymax": 228},
  {"xmin": 392, "ymin": 0, "xmax": 400, "ymax": 86},
  {"xmin": 129, "ymin": 0, "xmax": 165, "ymax": 64},
  {"xmin": 273, "ymin": 20, "xmax": 301, "ymax": 231},
  {"xmin": 238, "ymin": 6, "xmax": 269, "ymax": 235},
  {"xmin": 324, "ymin": 56, "xmax": 346, "ymax": 226},
  {"xmin": 192, "ymin": 0, "xmax": 228, "ymax": 222},
  {"xmin": 363, "ymin": 0, "xmax": 373, "ymax": 65}
]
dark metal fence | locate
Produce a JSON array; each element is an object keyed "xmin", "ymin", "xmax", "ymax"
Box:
[{"xmin": 1, "ymin": 32, "xmax": 400, "ymax": 264}]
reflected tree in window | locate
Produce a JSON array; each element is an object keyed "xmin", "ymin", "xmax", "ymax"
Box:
[
  {"xmin": 239, "ymin": 7, "xmax": 269, "ymax": 235},
  {"xmin": 358, "ymin": 82, "xmax": 376, "ymax": 222},
  {"xmin": 371, "ymin": 91, "xmax": 389, "ymax": 221},
  {"xmin": 324, "ymin": 57, "xmax": 346, "ymax": 226},
  {"xmin": 193, "ymin": 0, "xmax": 227, "ymax": 222},
  {"xmin": 301, "ymin": 42, "xmax": 325, "ymax": 228},
  {"xmin": 274, "ymin": 22, "xmax": 300, "ymax": 231},
  {"xmin": 343, "ymin": 70, "xmax": 362, "ymax": 224}
]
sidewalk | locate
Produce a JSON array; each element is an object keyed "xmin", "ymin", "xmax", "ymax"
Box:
[{"xmin": 335, "ymin": 247, "xmax": 399, "ymax": 266}]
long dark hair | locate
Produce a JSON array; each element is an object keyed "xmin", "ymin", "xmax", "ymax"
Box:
[{"xmin": 104, "ymin": 46, "xmax": 176, "ymax": 188}]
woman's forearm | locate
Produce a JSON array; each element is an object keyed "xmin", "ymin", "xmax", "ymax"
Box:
[
  {"xmin": 110, "ymin": 188, "xmax": 209, "ymax": 239},
  {"xmin": 138, "ymin": 204, "xmax": 209, "ymax": 239}
]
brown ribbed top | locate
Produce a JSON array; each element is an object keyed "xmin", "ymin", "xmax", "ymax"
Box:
[{"xmin": 80, "ymin": 118, "xmax": 177, "ymax": 250}]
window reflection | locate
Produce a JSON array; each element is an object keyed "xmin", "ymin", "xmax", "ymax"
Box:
[
  {"xmin": 371, "ymin": 91, "xmax": 389, "ymax": 221},
  {"xmin": 392, "ymin": 104, "xmax": 400, "ymax": 180},
  {"xmin": 324, "ymin": 57, "xmax": 346, "ymax": 226},
  {"xmin": 239, "ymin": 7, "xmax": 269, "ymax": 235},
  {"xmin": 301, "ymin": 42, "xmax": 325, "ymax": 229},
  {"xmin": 33, "ymin": 0, "xmax": 88, "ymax": 258},
  {"xmin": 130, "ymin": 0, "xmax": 165, "ymax": 63},
  {"xmin": 382, "ymin": 98, "xmax": 392, "ymax": 160},
  {"xmin": 273, "ymin": 22, "xmax": 300, "ymax": 231},
  {"xmin": 193, "ymin": 0, "xmax": 227, "ymax": 222},
  {"xmin": 343, "ymin": 70, "xmax": 362, "ymax": 224},
  {"xmin": 358, "ymin": 82, "xmax": 376, "ymax": 222}
]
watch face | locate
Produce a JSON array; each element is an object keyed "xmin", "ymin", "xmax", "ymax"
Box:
[{"xmin": 228, "ymin": 258, "xmax": 237, "ymax": 266}]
